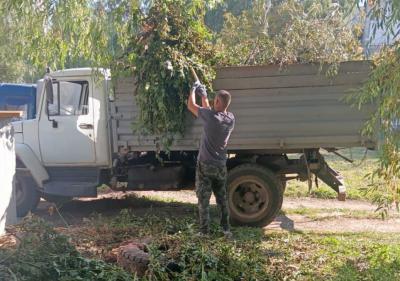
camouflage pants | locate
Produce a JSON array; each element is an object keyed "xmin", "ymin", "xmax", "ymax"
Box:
[{"xmin": 195, "ymin": 161, "xmax": 230, "ymax": 234}]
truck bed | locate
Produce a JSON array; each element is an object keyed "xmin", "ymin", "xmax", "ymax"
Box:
[{"xmin": 111, "ymin": 61, "xmax": 375, "ymax": 153}]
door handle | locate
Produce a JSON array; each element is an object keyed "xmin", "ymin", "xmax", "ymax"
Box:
[{"xmin": 79, "ymin": 123, "xmax": 93, "ymax": 129}]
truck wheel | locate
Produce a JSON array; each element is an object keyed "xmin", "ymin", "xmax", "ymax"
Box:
[
  {"xmin": 15, "ymin": 174, "xmax": 40, "ymax": 217},
  {"xmin": 227, "ymin": 164, "xmax": 283, "ymax": 227}
]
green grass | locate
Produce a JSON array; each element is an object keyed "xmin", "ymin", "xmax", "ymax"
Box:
[
  {"xmin": 285, "ymin": 148, "xmax": 381, "ymax": 202},
  {"xmin": 72, "ymin": 210, "xmax": 400, "ymax": 280},
  {"xmin": 3, "ymin": 198, "xmax": 400, "ymax": 281},
  {"xmin": 280, "ymin": 206, "xmax": 392, "ymax": 220},
  {"xmin": 263, "ymin": 231, "xmax": 400, "ymax": 281}
]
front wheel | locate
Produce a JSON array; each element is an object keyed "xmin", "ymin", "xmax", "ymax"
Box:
[
  {"xmin": 227, "ymin": 164, "xmax": 283, "ymax": 227},
  {"xmin": 15, "ymin": 174, "xmax": 40, "ymax": 217}
]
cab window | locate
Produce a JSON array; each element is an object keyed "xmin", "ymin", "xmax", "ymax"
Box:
[{"xmin": 49, "ymin": 81, "xmax": 89, "ymax": 116}]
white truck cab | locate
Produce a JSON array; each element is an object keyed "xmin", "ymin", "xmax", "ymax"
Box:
[{"xmin": 14, "ymin": 68, "xmax": 113, "ymax": 216}]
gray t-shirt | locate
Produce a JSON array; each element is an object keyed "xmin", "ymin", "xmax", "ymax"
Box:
[{"xmin": 198, "ymin": 107, "xmax": 235, "ymax": 166}]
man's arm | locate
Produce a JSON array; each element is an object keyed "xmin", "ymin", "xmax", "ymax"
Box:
[
  {"xmin": 201, "ymin": 96, "xmax": 211, "ymax": 109},
  {"xmin": 187, "ymin": 87, "xmax": 200, "ymax": 117},
  {"xmin": 187, "ymin": 83, "xmax": 211, "ymax": 117}
]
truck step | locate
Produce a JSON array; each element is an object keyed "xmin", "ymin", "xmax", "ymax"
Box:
[{"xmin": 43, "ymin": 181, "xmax": 98, "ymax": 197}]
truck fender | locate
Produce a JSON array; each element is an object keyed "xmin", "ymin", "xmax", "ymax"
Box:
[{"xmin": 15, "ymin": 143, "xmax": 49, "ymax": 188}]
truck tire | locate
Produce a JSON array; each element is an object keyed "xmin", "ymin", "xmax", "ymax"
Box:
[
  {"xmin": 15, "ymin": 174, "xmax": 40, "ymax": 217},
  {"xmin": 227, "ymin": 164, "xmax": 283, "ymax": 227}
]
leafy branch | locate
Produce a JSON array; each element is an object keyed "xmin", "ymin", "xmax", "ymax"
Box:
[
  {"xmin": 115, "ymin": 0, "xmax": 217, "ymax": 150},
  {"xmin": 347, "ymin": 42, "xmax": 400, "ymax": 210}
]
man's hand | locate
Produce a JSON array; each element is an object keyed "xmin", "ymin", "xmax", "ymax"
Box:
[
  {"xmin": 192, "ymin": 82, "xmax": 207, "ymax": 98},
  {"xmin": 196, "ymin": 84, "xmax": 207, "ymax": 98},
  {"xmin": 192, "ymin": 81, "xmax": 201, "ymax": 89},
  {"xmin": 188, "ymin": 81, "xmax": 211, "ymax": 117}
]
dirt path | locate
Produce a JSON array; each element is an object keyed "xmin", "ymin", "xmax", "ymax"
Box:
[
  {"xmin": 34, "ymin": 190, "xmax": 400, "ymax": 233},
  {"xmin": 282, "ymin": 197, "xmax": 381, "ymax": 211}
]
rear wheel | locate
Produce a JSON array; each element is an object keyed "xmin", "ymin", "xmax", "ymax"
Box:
[
  {"xmin": 227, "ymin": 164, "xmax": 283, "ymax": 227},
  {"xmin": 15, "ymin": 174, "xmax": 40, "ymax": 217}
]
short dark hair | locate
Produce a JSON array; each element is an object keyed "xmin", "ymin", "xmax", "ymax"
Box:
[{"xmin": 217, "ymin": 90, "xmax": 231, "ymax": 109}]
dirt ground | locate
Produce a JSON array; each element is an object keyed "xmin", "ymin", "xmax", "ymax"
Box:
[{"xmin": 32, "ymin": 190, "xmax": 400, "ymax": 233}]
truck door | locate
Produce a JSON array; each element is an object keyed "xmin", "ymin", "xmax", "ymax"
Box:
[{"xmin": 39, "ymin": 79, "xmax": 96, "ymax": 164}]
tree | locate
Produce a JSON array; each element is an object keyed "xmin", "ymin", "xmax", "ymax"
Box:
[
  {"xmin": 0, "ymin": 0, "xmax": 115, "ymax": 80},
  {"xmin": 348, "ymin": 0, "xmax": 400, "ymax": 209},
  {"xmin": 215, "ymin": 0, "xmax": 363, "ymax": 66},
  {"xmin": 0, "ymin": 12, "xmax": 28, "ymax": 82},
  {"xmin": 204, "ymin": 0, "xmax": 254, "ymax": 32},
  {"xmin": 0, "ymin": 0, "xmax": 216, "ymax": 150},
  {"xmin": 117, "ymin": 0, "xmax": 217, "ymax": 149}
]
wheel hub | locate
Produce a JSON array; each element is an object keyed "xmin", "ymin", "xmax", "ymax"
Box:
[
  {"xmin": 243, "ymin": 191, "xmax": 256, "ymax": 204},
  {"xmin": 232, "ymin": 181, "xmax": 269, "ymax": 217}
]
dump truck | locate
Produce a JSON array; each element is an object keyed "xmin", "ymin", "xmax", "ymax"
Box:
[{"xmin": 12, "ymin": 61, "xmax": 375, "ymax": 225}]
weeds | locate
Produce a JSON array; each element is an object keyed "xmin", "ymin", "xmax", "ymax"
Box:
[
  {"xmin": 2, "ymin": 210, "xmax": 400, "ymax": 280},
  {"xmin": 0, "ymin": 217, "xmax": 136, "ymax": 281}
]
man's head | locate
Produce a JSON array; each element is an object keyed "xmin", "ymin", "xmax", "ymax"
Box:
[{"xmin": 213, "ymin": 90, "xmax": 231, "ymax": 112}]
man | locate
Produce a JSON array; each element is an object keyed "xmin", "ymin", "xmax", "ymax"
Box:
[{"xmin": 187, "ymin": 81, "xmax": 235, "ymax": 237}]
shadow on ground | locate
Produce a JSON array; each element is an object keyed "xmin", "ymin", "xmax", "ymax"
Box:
[
  {"xmin": 34, "ymin": 192, "xmax": 298, "ymax": 232},
  {"xmin": 34, "ymin": 193, "xmax": 198, "ymax": 227},
  {"xmin": 272, "ymin": 212, "xmax": 295, "ymax": 231}
]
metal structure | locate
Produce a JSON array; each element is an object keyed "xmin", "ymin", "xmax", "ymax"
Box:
[
  {"xmin": 13, "ymin": 61, "xmax": 376, "ymax": 226},
  {"xmin": 112, "ymin": 61, "xmax": 374, "ymax": 152}
]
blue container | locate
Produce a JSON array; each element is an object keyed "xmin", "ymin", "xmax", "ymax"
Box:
[{"xmin": 0, "ymin": 83, "xmax": 37, "ymax": 119}]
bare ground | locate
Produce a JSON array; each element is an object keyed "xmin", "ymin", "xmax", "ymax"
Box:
[{"xmin": 32, "ymin": 190, "xmax": 400, "ymax": 234}]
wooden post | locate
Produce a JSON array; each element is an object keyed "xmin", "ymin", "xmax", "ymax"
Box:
[{"xmin": 0, "ymin": 111, "xmax": 23, "ymax": 119}]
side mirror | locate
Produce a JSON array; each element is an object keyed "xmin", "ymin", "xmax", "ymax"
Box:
[
  {"xmin": 44, "ymin": 76, "xmax": 54, "ymax": 104},
  {"xmin": 44, "ymin": 76, "xmax": 58, "ymax": 128}
]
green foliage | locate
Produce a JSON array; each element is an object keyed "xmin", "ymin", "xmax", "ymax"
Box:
[
  {"xmin": 147, "ymin": 236, "xmax": 268, "ymax": 280},
  {"xmin": 0, "ymin": 0, "xmax": 365, "ymax": 151},
  {"xmin": 0, "ymin": 0, "xmax": 133, "ymax": 80},
  {"xmin": 0, "ymin": 217, "xmax": 135, "ymax": 281},
  {"xmin": 341, "ymin": 0, "xmax": 400, "ymax": 211},
  {"xmin": 216, "ymin": 0, "xmax": 363, "ymax": 66},
  {"xmin": 204, "ymin": 0, "xmax": 254, "ymax": 32},
  {"xmin": 0, "ymin": 8, "xmax": 29, "ymax": 82},
  {"xmin": 86, "ymin": 209, "xmax": 270, "ymax": 280},
  {"xmin": 79, "ymin": 207, "xmax": 400, "ymax": 281},
  {"xmin": 3, "ymin": 209, "xmax": 400, "ymax": 281},
  {"xmin": 117, "ymin": 0, "xmax": 217, "ymax": 149},
  {"xmin": 365, "ymin": 0, "xmax": 400, "ymax": 41},
  {"xmin": 347, "ymin": 42, "xmax": 400, "ymax": 209},
  {"xmin": 0, "ymin": 0, "xmax": 216, "ymax": 150}
]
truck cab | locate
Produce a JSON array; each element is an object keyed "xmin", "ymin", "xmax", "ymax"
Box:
[{"xmin": 13, "ymin": 68, "xmax": 113, "ymax": 216}]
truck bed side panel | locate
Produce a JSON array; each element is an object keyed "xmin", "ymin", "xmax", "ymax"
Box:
[{"xmin": 111, "ymin": 61, "xmax": 375, "ymax": 153}]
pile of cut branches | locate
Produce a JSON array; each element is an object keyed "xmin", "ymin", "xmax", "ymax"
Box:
[
  {"xmin": 0, "ymin": 217, "xmax": 134, "ymax": 281},
  {"xmin": 118, "ymin": 0, "xmax": 216, "ymax": 150}
]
